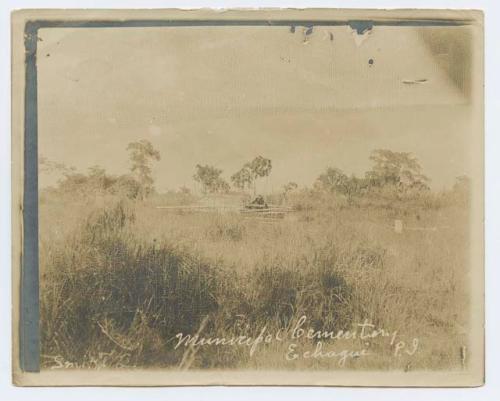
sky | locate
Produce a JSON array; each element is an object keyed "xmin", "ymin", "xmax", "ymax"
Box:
[{"xmin": 37, "ymin": 24, "xmax": 478, "ymax": 192}]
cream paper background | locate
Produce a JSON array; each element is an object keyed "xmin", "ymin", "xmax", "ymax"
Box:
[{"xmin": 10, "ymin": 6, "xmax": 485, "ymax": 390}]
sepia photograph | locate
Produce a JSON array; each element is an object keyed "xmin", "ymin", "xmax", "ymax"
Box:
[{"xmin": 11, "ymin": 8, "xmax": 484, "ymax": 386}]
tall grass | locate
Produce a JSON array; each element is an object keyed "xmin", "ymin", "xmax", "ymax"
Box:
[
  {"xmin": 39, "ymin": 195, "xmax": 469, "ymax": 370},
  {"xmin": 42, "ymin": 203, "xmax": 221, "ymax": 367}
]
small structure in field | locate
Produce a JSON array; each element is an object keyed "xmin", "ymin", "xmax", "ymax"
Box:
[
  {"xmin": 240, "ymin": 195, "xmax": 292, "ymax": 219},
  {"xmin": 244, "ymin": 195, "xmax": 268, "ymax": 210}
]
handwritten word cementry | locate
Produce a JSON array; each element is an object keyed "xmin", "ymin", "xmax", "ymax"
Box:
[{"xmin": 290, "ymin": 316, "xmax": 397, "ymax": 342}]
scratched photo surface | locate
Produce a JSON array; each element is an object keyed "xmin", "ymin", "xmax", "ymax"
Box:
[{"xmin": 34, "ymin": 18, "xmax": 481, "ymax": 377}]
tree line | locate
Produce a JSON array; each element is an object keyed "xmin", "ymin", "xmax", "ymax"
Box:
[
  {"xmin": 193, "ymin": 155, "xmax": 272, "ymax": 195},
  {"xmin": 192, "ymin": 149, "xmax": 431, "ymax": 200},
  {"xmin": 42, "ymin": 138, "xmax": 469, "ymax": 202},
  {"xmin": 41, "ymin": 139, "xmax": 160, "ymax": 200}
]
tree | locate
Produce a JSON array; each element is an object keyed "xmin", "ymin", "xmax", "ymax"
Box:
[
  {"xmin": 281, "ymin": 182, "xmax": 298, "ymax": 203},
  {"xmin": 231, "ymin": 166, "xmax": 253, "ymax": 191},
  {"xmin": 315, "ymin": 167, "xmax": 350, "ymax": 194},
  {"xmin": 193, "ymin": 164, "xmax": 230, "ymax": 194},
  {"xmin": 344, "ymin": 175, "xmax": 369, "ymax": 201},
  {"xmin": 126, "ymin": 139, "xmax": 161, "ymax": 198},
  {"xmin": 248, "ymin": 156, "xmax": 272, "ymax": 181},
  {"xmin": 109, "ymin": 175, "xmax": 142, "ymax": 199},
  {"xmin": 55, "ymin": 165, "xmax": 142, "ymax": 200},
  {"xmin": 232, "ymin": 156, "xmax": 272, "ymax": 194},
  {"xmin": 283, "ymin": 182, "xmax": 298, "ymax": 195},
  {"xmin": 365, "ymin": 149, "xmax": 429, "ymax": 191},
  {"xmin": 314, "ymin": 168, "xmax": 371, "ymax": 203},
  {"xmin": 85, "ymin": 165, "xmax": 108, "ymax": 193}
]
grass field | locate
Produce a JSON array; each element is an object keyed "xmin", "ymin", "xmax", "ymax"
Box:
[{"xmin": 39, "ymin": 192, "xmax": 470, "ymax": 371}]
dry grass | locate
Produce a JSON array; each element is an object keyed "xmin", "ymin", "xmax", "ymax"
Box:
[{"xmin": 39, "ymin": 192, "xmax": 470, "ymax": 371}]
